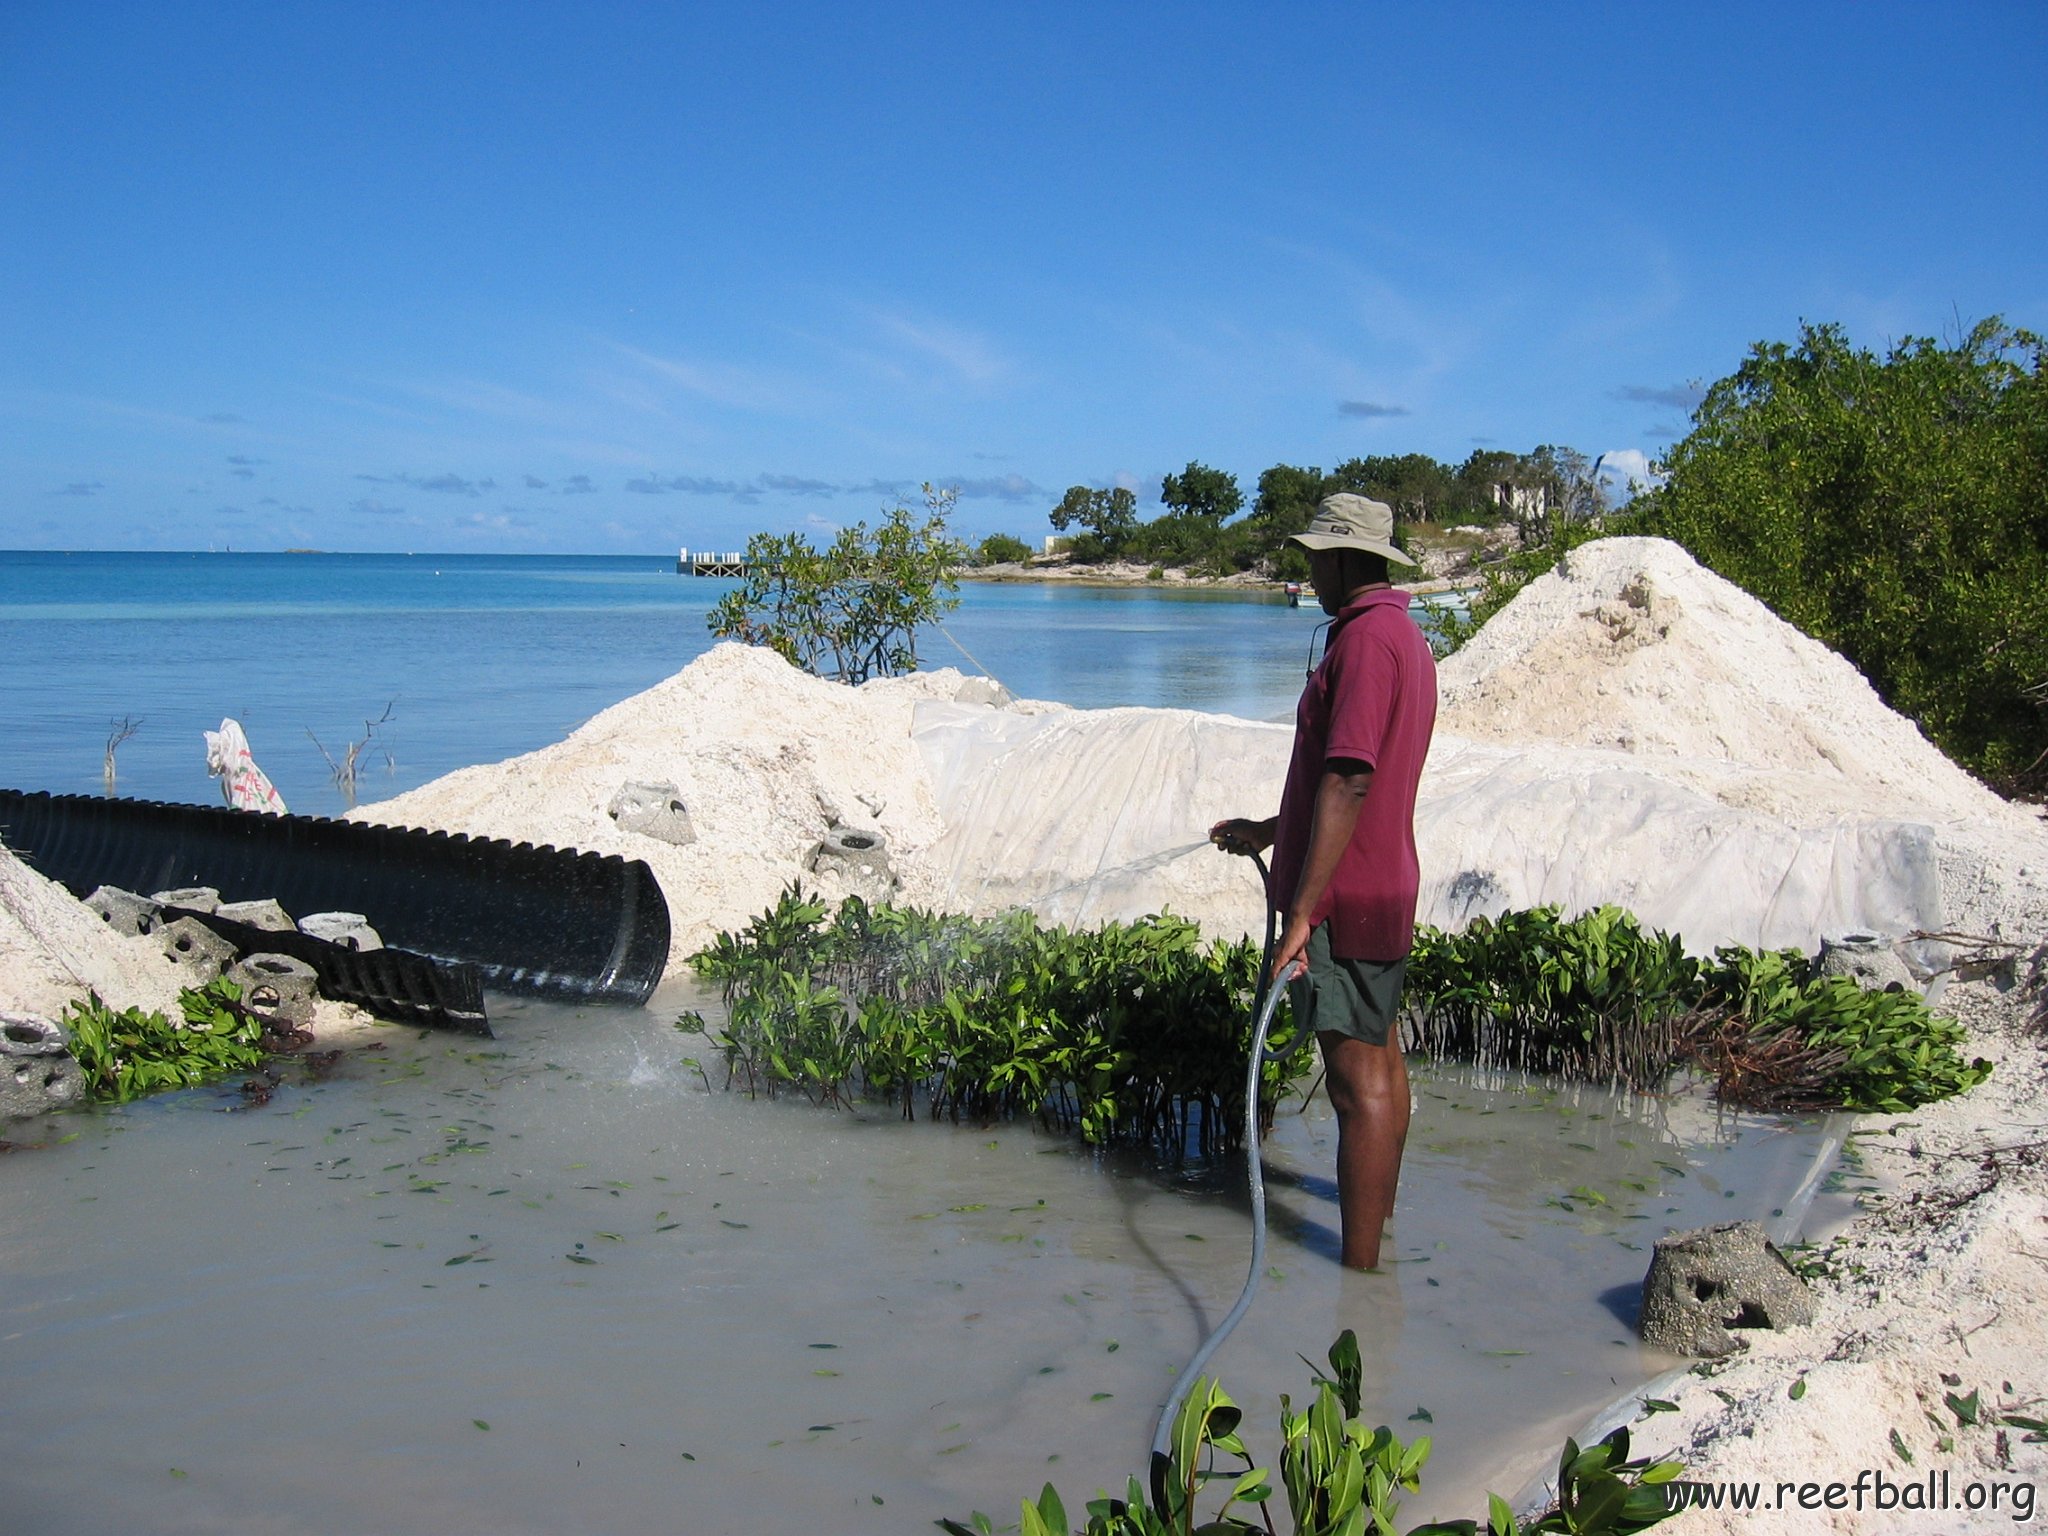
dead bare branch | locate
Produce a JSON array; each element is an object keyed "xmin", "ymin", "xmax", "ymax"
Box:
[{"xmin": 102, "ymin": 715, "xmax": 140, "ymax": 797}]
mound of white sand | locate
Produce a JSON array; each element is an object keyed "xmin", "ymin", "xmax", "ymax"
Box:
[
  {"xmin": 353, "ymin": 643, "xmax": 1049, "ymax": 961},
  {"xmin": 342, "ymin": 542, "xmax": 2047, "ymax": 975},
  {"xmin": 909, "ymin": 538, "xmax": 2047, "ymax": 956},
  {"xmin": 0, "ymin": 845, "xmax": 188, "ymax": 1020},
  {"xmin": 902, "ymin": 701, "xmax": 1288, "ymax": 934},
  {"xmin": 1438, "ymin": 537, "xmax": 2019, "ymax": 824},
  {"xmin": 1430, "ymin": 538, "xmax": 2048, "ymax": 948},
  {"xmin": 0, "ymin": 843, "xmax": 379, "ymax": 1047}
]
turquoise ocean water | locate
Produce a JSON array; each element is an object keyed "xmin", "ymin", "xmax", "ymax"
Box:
[{"xmin": 0, "ymin": 551, "xmax": 1337, "ymax": 817}]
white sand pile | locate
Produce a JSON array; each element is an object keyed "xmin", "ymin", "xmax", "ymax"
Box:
[
  {"xmin": 1433, "ymin": 537, "xmax": 2048, "ymax": 946},
  {"xmin": 353, "ymin": 643, "xmax": 1043, "ymax": 963},
  {"xmin": 901, "ymin": 701, "xmax": 1286, "ymax": 937},
  {"xmin": 0, "ymin": 844, "xmax": 186, "ymax": 1020},
  {"xmin": 1440, "ymin": 538, "xmax": 1984, "ymax": 811},
  {"xmin": 912, "ymin": 538, "xmax": 2048, "ymax": 956}
]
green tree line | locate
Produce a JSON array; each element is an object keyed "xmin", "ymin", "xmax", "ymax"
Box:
[{"xmin": 985, "ymin": 446, "xmax": 1609, "ymax": 579}]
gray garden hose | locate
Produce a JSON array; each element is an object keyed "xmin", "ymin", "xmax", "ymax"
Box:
[{"xmin": 1148, "ymin": 850, "xmax": 1293, "ymax": 1511}]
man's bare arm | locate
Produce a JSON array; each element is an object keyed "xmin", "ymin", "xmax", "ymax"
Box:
[{"xmin": 1271, "ymin": 758, "xmax": 1374, "ymax": 979}]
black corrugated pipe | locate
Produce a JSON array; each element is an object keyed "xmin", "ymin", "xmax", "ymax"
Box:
[{"xmin": 0, "ymin": 791, "xmax": 671, "ymax": 1007}]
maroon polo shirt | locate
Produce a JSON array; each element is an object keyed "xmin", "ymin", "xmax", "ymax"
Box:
[{"xmin": 1268, "ymin": 587, "xmax": 1438, "ymax": 961}]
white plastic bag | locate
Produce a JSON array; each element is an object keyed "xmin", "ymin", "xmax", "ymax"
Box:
[{"xmin": 203, "ymin": 718, "xmax": 288, "ymax": 814}]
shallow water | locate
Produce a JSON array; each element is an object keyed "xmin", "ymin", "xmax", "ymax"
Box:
[
  {"xmin": 0, "ymin": 551, "xmax": 1331, "ymax": 816},
  {"xmin": 0, "ymin": 983, "xmax": 1847, "ymax": 1534}
]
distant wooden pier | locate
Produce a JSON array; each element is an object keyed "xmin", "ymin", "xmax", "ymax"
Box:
[{"xmin": 675, "ymin": 547, "xmax": 756, "ymax": 577}]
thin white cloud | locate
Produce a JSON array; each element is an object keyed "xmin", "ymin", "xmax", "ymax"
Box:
[
  {"xmin": 1554, "ymin": 231, "xmax": 1687, "ymax": 350},
  {"xmin": 842, "ymin": 478, "xmax": 919, "ymax": 499},
  {"xmin": 625, "ymin": 474, "xmax": 752, "ymax": 498},
  {"xmin": 458, "ymin": 509, "xmax": 533, "ymax": 532},
  {"xmin": 388, "ymin": 377, "xmax": 560, "ymax": 422},
  {"xmin": 758, "ymin": 474, "xmax": 837, "ymax": 497},
  {"xmin": 1254, "ymin": 234, "xmax": 1495, "ymax": 385},
  {"xmin": 865, "ymin": 309, "xmax": 1012, "ymax": 387},
  {"xmin": 941, "ymin": 473, "xmax": 1044, "ymax": 502},
  {"xmin": 604, "ymin": 340, "xmax": 822, "ymax": 415},
  {"xmin": 8, "ymin": 388, "xmax": 254, "ymax": 435}
]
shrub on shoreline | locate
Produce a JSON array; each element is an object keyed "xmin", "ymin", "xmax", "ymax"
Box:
[
  {"xmin": 679, "ymin": 891, "xmax": 1991, "ymax": 1135},
  {"xmin": 60, "ymin": 979, "xmax": 269, "ymax": 1102}
]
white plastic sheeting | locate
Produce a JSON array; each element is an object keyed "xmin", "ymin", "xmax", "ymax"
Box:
[
  {"xmin": 908, "ymin": 701, "xmax": 1282, "ymax": 935},
  {"xmin": 909, "ymin": 700, "xmax": 1947, "ymax": 957},
  {"xmin": 1414, "ymin": 737, "xmax": 1942, "ymax": 953}
]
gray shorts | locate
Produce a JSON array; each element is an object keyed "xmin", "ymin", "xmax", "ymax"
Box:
[{"xmin": 1289, "ymin": 924, "xmax": 1407, "ymax": 1048}]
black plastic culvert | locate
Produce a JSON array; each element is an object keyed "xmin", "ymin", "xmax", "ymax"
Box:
[
  {"xmin": 0, "ymin": 790, "xmax": 671, "ymax": 1008},
  {"xmin": 161, "ymin": 903, "xmax": 491, "ymax": 1036}
]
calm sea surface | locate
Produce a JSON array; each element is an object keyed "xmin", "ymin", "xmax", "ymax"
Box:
[{"xmin": 0, "ymin": 551, "xmax": 1343, "ymax": 817}]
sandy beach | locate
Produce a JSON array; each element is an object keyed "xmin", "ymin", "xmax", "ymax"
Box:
[
  {"xmin": 4, "ymin": 535, "xmax": 2044, "ymax": 1528},
  {"xmin": 964, "ymin": 544, "xmax": 1484, "ymax": 598}
]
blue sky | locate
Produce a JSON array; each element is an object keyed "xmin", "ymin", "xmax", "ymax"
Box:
[{"xmin": 4, "ymin": 2, "xmax": 2043, "ymax": 554}]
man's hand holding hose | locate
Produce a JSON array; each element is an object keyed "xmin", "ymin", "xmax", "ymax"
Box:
[
  {"xmin": 1213, "ymin": 761, "xmax": 1374, "ymax": 986},
  {"xmin": 1208, "ymin": 815, "xmax": 1275, "ymax": 859}
]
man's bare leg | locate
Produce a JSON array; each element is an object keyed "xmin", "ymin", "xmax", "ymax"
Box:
[{"xmin": 1318, "ymin": 1031, "xmax": 1412, "ymax": 1270}]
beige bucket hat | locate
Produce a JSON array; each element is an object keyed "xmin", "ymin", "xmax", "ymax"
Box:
[{"xmin": 1287, "ymin": 492, "xmax": 1417, "ymax": 567}]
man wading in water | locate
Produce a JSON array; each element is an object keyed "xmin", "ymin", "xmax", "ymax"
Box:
[{"xmin": 1212, "ymin": 493, "xmax": 1437, "ymax": 1270}]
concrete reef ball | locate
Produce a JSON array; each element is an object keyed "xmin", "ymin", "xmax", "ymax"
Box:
[
  {"xmin": 217, "ymin": 898, "xmax": 295, "ymax": 933},
  {"xmin": 299, "ymin": 911, "xmax": 383, "ymax": 951},
  {"xmin": 85, "ymin": 885, "xmax": 162, "ymax": 937},
  {"xmin": 152, "ymin": 886, "xmax": 222, "ymax": 915},
  {"xmin": 157, "ymin": 915, "xmax": 238, "ymax": 985},
  {"xmin": 0, "ymin": 1012, "xmax": 82, "ymax": 1118},
  {"xmin": 1816, "ymin": 931, "xmax": 1914, "ymax": 993},
  {"xmin": 224, "ymin": 954, "xmax": 321, "ymax": 1029},
  {"xmin": 809, "ymin": 825, "xmax": 896, "ymax": 894},
  {"xmin": 1638, "ymin": 1219, "xmax": 1815, "ymax": 1357},
  {"xmin": 607, "ymin": 780, "xmax": 697, "ymax": 845}
]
